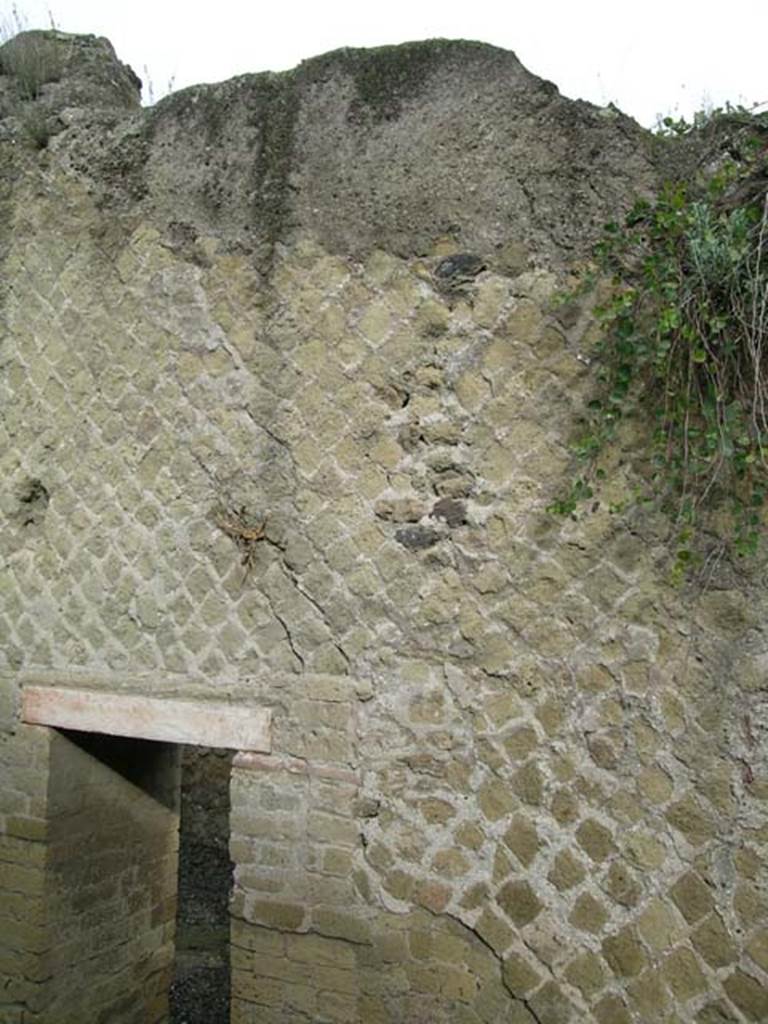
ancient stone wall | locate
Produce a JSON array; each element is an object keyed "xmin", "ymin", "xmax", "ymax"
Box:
[
  {"xmin": 0, "ymin": 719, "xmax": 179, "ymax": 1024},
  {"xmin": 0, "ymin": 29, "xmax": 767, "ymax": 1024},
  {"xmin": 43, "ymin": 732, "xmax": 179, "ymax": 1024},
  {"xmin": 0, "ymin": 723, "xmax": 50, "ymax": 1023}
]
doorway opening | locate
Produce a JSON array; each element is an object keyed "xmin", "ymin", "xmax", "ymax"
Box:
[
  {"xmin": 44, "ymin": 728, "xmax": 181, "ymax": 1024},
  {"xmin": 47, "ymin": 732, "xmax": 235, "ymax": 1024},
  {"xmin": 18, "ymin": 685, "xmax": 272, "ymax": 1024}
]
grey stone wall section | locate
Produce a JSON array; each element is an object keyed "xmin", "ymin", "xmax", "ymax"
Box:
[{"xmin": 0, "ymin": 674, "xmax": 19, "ymax": 733}]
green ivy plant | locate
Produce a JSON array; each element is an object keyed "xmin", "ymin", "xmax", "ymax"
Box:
[{"xmin": 550, "ymin": 113, "xmax": 768, "ymax": 569}]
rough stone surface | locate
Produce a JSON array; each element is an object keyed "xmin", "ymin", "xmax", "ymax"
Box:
[
  {"xmin": 0, "ymin": 27, "xmax": 767, "ymax": 1024},
  {"xmin": 172, "ymin": 746, "xmax": 233, "ymax": 1024},
  {"xmin": 21, "ymin": 685, "xmax": 271, "ymax": 750},
  {"xmin": 3, "ymin": 34, "xmax": 659, "ymax": 267}
]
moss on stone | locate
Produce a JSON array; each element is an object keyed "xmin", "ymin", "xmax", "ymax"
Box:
[
  {"xmin": 150, "ymin": 71, "xmax": 299, "ymax": 253},
  {"xmin": 348, "ymin": 40, "xmax": 465, "ymax": 122},
  {"xmin": 301, "ymin": 39, "xmax": 494, "ymax": 124}
]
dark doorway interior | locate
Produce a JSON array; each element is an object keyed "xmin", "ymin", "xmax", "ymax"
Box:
[{"xmin": 170, "ymin": 746, "xmax": 234, "ymax": 1024}]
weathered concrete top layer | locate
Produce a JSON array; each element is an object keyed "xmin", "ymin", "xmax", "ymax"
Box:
[{"xmin": 1, "ymin": 33, "xmax": 658, "ymax": 267}]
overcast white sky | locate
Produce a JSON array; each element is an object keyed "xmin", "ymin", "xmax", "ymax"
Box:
[{"xmin": 4, "ymin": 1, "xmax": 767, "ymax": 127}]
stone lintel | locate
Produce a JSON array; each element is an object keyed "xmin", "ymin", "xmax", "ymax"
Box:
[{"xmin": 21, "ymin": 686, "xmax": 271, "ymax": 752}]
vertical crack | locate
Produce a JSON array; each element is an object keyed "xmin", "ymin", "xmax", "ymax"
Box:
[
  {"xmin": 262, "ymin": 588, "xmax": 305, "ymax": 671},
  {"xmin": 279, "ymin": 557, "xmax": 350, "ymax": 669}
]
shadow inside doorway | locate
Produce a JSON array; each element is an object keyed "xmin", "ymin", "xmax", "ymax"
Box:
[{"xmin": 170, "ymin": 746, "xmax": 234, "ymax": 1024}]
